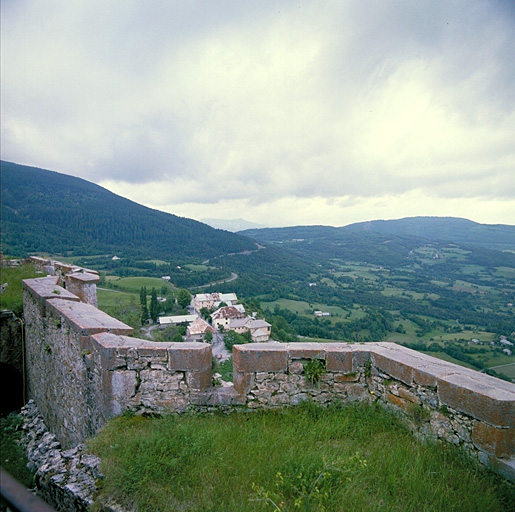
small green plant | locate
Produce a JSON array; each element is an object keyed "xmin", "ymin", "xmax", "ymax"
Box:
[
  {"xmin": 409, "ymin": 404, "xmax": 431, "ymax": 425},
  {"xmin": 54, "ymin": 318, "xmax": 62, "ymax": 328},
  {"xmin": 52, "ymin": 288, "xmax": 61, "ymax": 295},
  {"xmin": 439, "ymin": 404, "xmax": 451, "ymax": 417},
  {"xmin": 364, "ymin": 359, "xmax": 372, "ymax": 378},
  {"xmin": 251, "ymin": 453, "xmax": 368, "ymax": 511},
  {"xmin": 44, "ymin": 343, "xmax": 52, "ymax": 355},
  {"xmin": 303, "ymin": 358, "xmax": 327, "ymax": 384}
]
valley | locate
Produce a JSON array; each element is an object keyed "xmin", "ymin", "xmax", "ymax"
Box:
[{"xmin": 2, "ymin": 161, "xmax": 514, "ymax": 382}]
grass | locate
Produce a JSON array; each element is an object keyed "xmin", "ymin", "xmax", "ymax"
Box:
[
  {"xmin": 0, "ymin": 414, "xmax": 35, "ymax": 488},
  {"xmin": 0, "ymin": 264, "xmax": 40, "ymax": 314},
  {"xmin": 97, "ymin": 288, "xmax": 138, "ymax": 310},
  {"xmin": 107, "ymin": 276, "xmax": 175, "ymax": 293},
  {"xmin": 88, "ymin": 403, "xmax": 514, "ymax": 512}
]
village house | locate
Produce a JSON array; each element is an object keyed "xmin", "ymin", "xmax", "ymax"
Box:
[
  {"xmin": 211, "ymin": 306, "xmax": 245, "ymax": 330},
  {"xmin": 158, "ymin": 314, "xmax": 198, "ymax": 326},
  {"xmin": 186, "ymin": 317, "xmax": 216, "ymax": 338},
  {"xmin": 194, "ymin": 292, "xmax": 238, "ymax": 311},
  {"xmin": 229, "ymin": 317, "xmax": 272, "ymax": 342}
]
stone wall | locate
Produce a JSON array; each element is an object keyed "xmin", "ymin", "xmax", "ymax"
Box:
[
  {"xmin": 22, "ymin": 276, "xmax": 215, "ymax": 449},
  {"xmin": 232, "ymin": 342, "xmax": 515, "ymax": 481},
  {"xmin": 22, "ymin": 270, "xmax": 515, "ymax": 482}
]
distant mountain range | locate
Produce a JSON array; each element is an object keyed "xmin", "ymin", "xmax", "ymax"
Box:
[
  {"xmin": 0, "ymin": 161, "xmax": 256, "ymax": 260},
  {"xmin": 241, "ymin": 217, "xmax": 515, "ymax": 252},
  {"xmin": 2, "ymin": 160, "xmax": 514, "ymax": 276}
]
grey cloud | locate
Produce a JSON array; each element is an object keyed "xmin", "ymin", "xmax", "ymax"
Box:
[{"xmin": 1, "ymin": 0, "xmax": 514, "ymax": 225}]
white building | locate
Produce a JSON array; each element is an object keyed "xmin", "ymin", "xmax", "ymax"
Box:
[{"xmin": 194, "ymin": 292, "xmax": 238, "ymax": 311}]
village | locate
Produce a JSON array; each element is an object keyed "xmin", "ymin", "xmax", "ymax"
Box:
[{"xmin": 155, "ymin": 292, "xmax": 271, "ymax": 359}]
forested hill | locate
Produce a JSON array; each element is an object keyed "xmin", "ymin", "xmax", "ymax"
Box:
[
  {"xmin": 0, "ymin": 161, "xmax": 256, "ymax": 260},
  {"xmin": 241, "ymin": 217, "xmax": 515, "ymax": 252},
  {"xmin": 344, "ymin": 217, "xmax": 515, "ymax": 251}
]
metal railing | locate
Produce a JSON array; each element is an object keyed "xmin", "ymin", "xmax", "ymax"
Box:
[{"xmin": 0, "ymin": 469, "xmax": 57, "ymax": 512}]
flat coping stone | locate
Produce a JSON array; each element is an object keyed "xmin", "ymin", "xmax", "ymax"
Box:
[
  {"xmin": 67, "ymin": 272, "xmax": 100, "ymax": 283},
  {"xmin": 23, "ymin": 277, "xmax": 80, "ymax": 301},
  {"xmin": 47, "ymin": 299, "xmax": 133, "ymax": 335},
  {"xmin": 438, "ymin": 372, "xmax": 515, "ymax": 427}
]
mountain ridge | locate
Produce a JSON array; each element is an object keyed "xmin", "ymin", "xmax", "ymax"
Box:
[
  {"xmin": 0, "ymin": 161, "xmax": 256, "ymax": 260},
  {"xmin": 240, "ymin": 216, "xmax": 515, "ymax": 251}
]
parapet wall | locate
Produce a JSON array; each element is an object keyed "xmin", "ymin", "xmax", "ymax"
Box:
[
  {"xmin": 22, "ymin": 270, "xmax": 515, "ymax": 481},
  {"xmin": 22, "ymin": 276, "xmax": 216, "ymax": 448}
]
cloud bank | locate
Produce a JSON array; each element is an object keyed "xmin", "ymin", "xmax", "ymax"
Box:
[{"xmin": 2, "ymin": 1, "xmax": 514, "ymax": 226}]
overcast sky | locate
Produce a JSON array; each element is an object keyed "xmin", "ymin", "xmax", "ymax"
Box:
[{"xmin": 2, "ymin": 1, "xmax": 515, "ymax": 227}]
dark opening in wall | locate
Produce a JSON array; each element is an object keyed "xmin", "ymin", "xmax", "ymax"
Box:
[{"xmin": 0, "ymin": 363, "xmax": 24, "ymax": 416}]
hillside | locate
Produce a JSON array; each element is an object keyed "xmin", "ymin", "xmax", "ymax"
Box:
[
  {"xmin": 345, "ymin": 216, "xmax": 515, "ymax": 251},
  {"xmin": 0, "ymin": 161, "xmax": 256, "ymax": 261},
  {"xmin": 240, "ymin": 220, "xmax": 515, "ymax": 269}
]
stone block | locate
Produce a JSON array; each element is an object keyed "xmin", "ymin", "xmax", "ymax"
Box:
[
  {"xmin": 288, "ymin": 344, "xmax": 326, "ymax": 359},
  {"xmin": 48, "ymin": 300, "xmax": 133, "ymax": 336},
  {"xmin": 372, "ymin": 352, "xmax": 413, "ymax": 385},
  {"xmin": 150, "ymin": 396, "xmax": 187, "ymax": 412},
  {"xmin": 233, "ymin": 371, "xmax": 254, "ymax": 395},
  {"xmin": 345, "ymin": 384, "xmax": 370, "ymax": 400},
  {"xmin": 233, "ymin": 344, "xmax": 288, "ymax": 372},
  {"xmin": 334, "ymin": 373, "xmax": 359, "ymax": 383},
  {"xmin": 398, "ymin": 387, "xmax": 420, "ymax": 404},
  {"xmin": 326, "ymin": 347, "xmax": 353, "ymax": 372},
  {"xmin": 186, "ymin": 368, "xmax": 212, "ymax": 391},
  {"xmin": 438, "ymin": 373, "xmax": 515, "ymax": 427},
  {"xmin": 288, "ymin": 361, "xmax": 304, "ymax": 374},
  {"xmin": 386, "ymin": 392, "xmax": 409, "ymax": 410},
  {"xmin": 168, "ymin": 343, "xmax": 211, "ymax": 371},
  {"xmin": 109, "ymin": 370, "xmax": 137, "ymax": 415},
  {"xmin": 192, "ymin": 387, "xmax": 246, "ymax": 406},
  {"xmin": 472, "ymin": 423, "xmax": 515, "ymax": 458}
]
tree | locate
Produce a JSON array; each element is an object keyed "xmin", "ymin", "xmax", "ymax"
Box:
[
  {"xmin": 177, "ymin": 289, "xmax": 192, "ymax": 310},
  {"xmin": 224, "ymin": 330, "xmax": 248, "ymax": 351},
  {"xmin": 200, "ymin": 307, "xmax": 212, "ymax": 321},
  {"xmin": 139, "ymin": 286, "xmax": 147, "ymax": 306},
  {"xmin": 204, "ymin": 331, "xmax": 213, "ymax": 343},
  {"xmin": 141, "ymin": 302, "xmax": 149, "ymax": 325},
  {"xmin": 150, "ymin": 287, "xmax": 159, "ymax": 323}
]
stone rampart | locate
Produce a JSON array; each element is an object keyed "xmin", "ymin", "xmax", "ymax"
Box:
[
  {"xmin": 22, "ymin": 269, "xmax": 515, "ymax": 481},
  {"xmin": 22, "ymin": 276, "xmax": 215, "ymax": 448}
]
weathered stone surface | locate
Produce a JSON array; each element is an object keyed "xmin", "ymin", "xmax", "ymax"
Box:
[
  {"xmin": 23, "ymin": 277, "xmax": 80, "ymax": 302},
  {"xmin": 48, "ymin": 300, "xmax": 133, "ymax": 335},
  {"xmin": 233, "ymin": 370, "xmax": 254, "ymax": 394},
  {"xmin": 472, "ymin": 423, "xmax": 515, "ymax": 458},
  {"xmin": 288, "ymin": 361, "xmax": 304, "ymax": 374},
  {"xmin": 109, "ymin": 370, "xmax": 137, "ymax": 415},
  {"xmin": 438, "ymin": 373, "xmax": 515, "ymax": 427},
  {"xmin": 386, "ymin": 392, "xmax": 409, "ymax": 410},
  {"xmin": 326, "ymin": 346, "xmax": 353, "ymax": 372},
  {"xmin": 288, "ymin": 344, "xmax": 326, "ymax": 359},
  {"xmin": 233, "ymin": 344, "xmax": 288, "ymax": 372},
  {"xmin": 186, "ymin": 368, "xmax": 212, "ymax": 391},
  {"xmin": 372, "ymin": 351, "xmax": 414, "ymax": 385},
  {"xmin": 398, "ymin": 387, "xmax": 420, "ymax": 404},
  {"xmin": 191, "ymin": 386, "xmax": 246, "ymax": 406},
  {"xmin": 168, "ymin": 343, "xmax": 212, "ymax": 370},
  {"xmin": 334, "ymin": 373, "xmax": 359, "ymax": 383}
]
